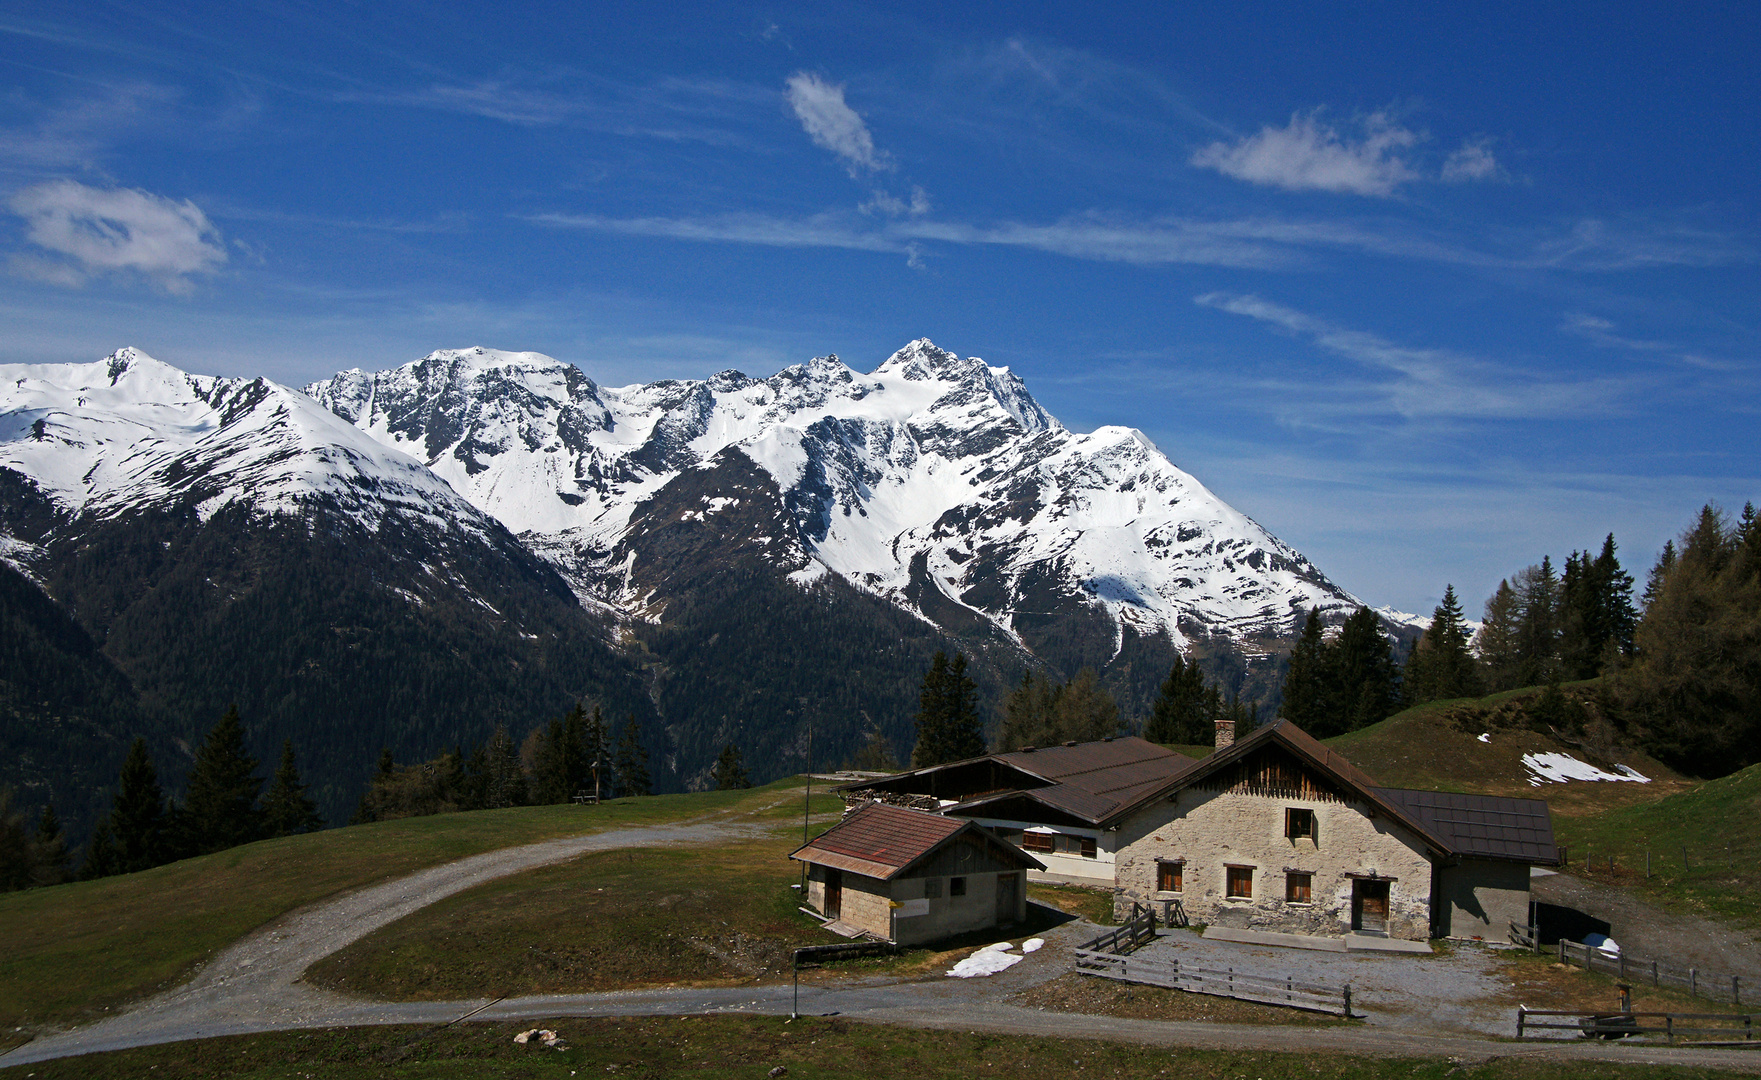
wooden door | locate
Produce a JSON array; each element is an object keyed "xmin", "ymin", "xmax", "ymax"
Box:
[
  {"xmin": 995, "ymin": 872, "xmax": 1019, "ymax": 924},
  {"xmin": 825, "ymin": 869, "xmax": 842, "ymax": 920},
  {"xmin": 1353, "ymin": 880, "xmax": 1389, "ymax": 933}
]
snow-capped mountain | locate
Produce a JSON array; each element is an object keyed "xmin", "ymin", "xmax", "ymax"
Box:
[
  {"xmin": 1, "ymin": 347, "xmax": 492, "ymax": 543},
  {"xmin": 308, "ymin": 339, "xmax": 1360, "ymax": 654}
]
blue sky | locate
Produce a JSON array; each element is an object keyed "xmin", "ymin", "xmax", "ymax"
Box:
[{"xmin": 2, "ymin": 2, "xmax": 1756, "ymax": 615}]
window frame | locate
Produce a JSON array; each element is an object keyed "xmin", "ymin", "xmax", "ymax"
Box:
[
  {"xmin": 1285, "ymin": 871, "xmax": 1313, "ymax": 904},
  {"xmin": 1156, "ymin": 859, "xmax": 1184, "ymax": 893},
  {"xmin": 1225, "ymin": 864, "xmax": 1254, "ymax": 899},
  {"xmin": 949, "ymin": 876, "xmax": 967, "ymax": 897},
  {"xmin": 1285, "ymin": 807, "xmax": 1316, "ymax": 842},
  {"xmin": 1078, "ymin": 836, "xmax": 1097, "ymax": 859},
  {"xmin": 1021, "ymin": 831, "xmax": 1056, "ymax": 854}
]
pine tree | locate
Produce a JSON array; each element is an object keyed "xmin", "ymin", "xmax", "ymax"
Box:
[
  {"xmin": 613, "ymin": 715, "xmax": 652, "ymax": 797},
  {"xmin": 110, "ymin": 737, "xmax": 169, "ymax": 873},
  {"xmin": 1615, "ymin": 501, "xmax": 1761, "ymax": 777},
  {"xmin": 845, "ymin": 722, "xmax": 901, "ymax": 772},
  {"xmin": 30, "ymin": 804, "xmax": 70, "ymax": 887},
  {"xmin": 1145, "ymin": 653, "xmax": 1212, "ymax": 745},
  {"xmin": 1477, "ymin": 580, "xmax": 1523, "ymax": 692},
  {"xmin": 262, "ymin": 739, "xmax": 324, "ymax": 837},
  {"xmin": 0, "ymin": 789, "xmax": 29, "ymax": 891},
  {"xmin": 910, "ymin": 651, "xmax": 984, "ymax": 765},
  {"xmin": 996, "ymin": 671, "xmax": 1059, "ymax": 751},
  {"xmin": 1278, "ymin": 609, "xmax": 1330, "ymax": 728},
  {"xmin": 712, "ymin": 743, "xmax": 752, "ymax": 790},
  {"xmin": 1514, "ymin": 558, "xmax": 1561, "ymax": 687},
  {"xmin": 483, "ymin": 724, "xmax": 525, "ymax": 808},
  {"xmin": 1642, "ymin": 540, "xmax": 1677, "ymax": 611},
  {"xmin": 1053, "ymin": 668, "xmax": 1121, "ymax": 743},
  {"xmin": 1405, "ymin": 585, "xmax": 1482, "ymax": 705},
  {"xmin": 80, "ymin": 819, "xmax": 118, "ymax": 880},
  {"xmin": 1329, "ymin": 606, "xmax": 1400, "ymax": 735},
  {"xmin": 180, "ymin": 705, "xmax": 265, "ymax": 856},
  {"xmin": 585, "ymin": 705, "xmax": 613, "ymax": 800}
]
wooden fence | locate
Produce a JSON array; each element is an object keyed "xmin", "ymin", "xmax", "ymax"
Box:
[
  {"xmin": 1517, "ymin": 1008, "xmax": 1759, "ymax": 1044},
  {"xmin": 1074, "ymin": 948, "xmax": 1353, "ymax": 1017},
  {"xmin": 1510, "ymin": 923, "xmax": 1748, "ymax": 1007},
  {"xmin": 1079, "ymin": 902, "xmax": 1158, "ymax": 955}
]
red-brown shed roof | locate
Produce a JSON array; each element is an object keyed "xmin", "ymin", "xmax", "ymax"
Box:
[{"xmin": 790, "ymin": 802, "xmax": 1042, "ymax": 880}]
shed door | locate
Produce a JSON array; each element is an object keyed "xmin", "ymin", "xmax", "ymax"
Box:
[
  {"xmin": 1353, "ymin": 880, "xmax": 1389, "ymax": 933},
  {"xmin": 825, "ymin": 868, "xmax": 842, "ymax": 920},
  {"xmin": 995, "ymin": 872, "xmax": 1019, "ymax": 924}
]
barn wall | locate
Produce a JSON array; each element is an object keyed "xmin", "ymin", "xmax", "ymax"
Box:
[{"xmin": 1437, "ymin": 858, "xmax": 1531, "ymax": 941}]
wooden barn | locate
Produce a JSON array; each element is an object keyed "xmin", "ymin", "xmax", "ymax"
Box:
[{"xmin": 790, "ymin": 803, "xmax": 1044, "ymax": 946}]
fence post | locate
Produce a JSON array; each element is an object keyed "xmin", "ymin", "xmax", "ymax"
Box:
[
  {"xmin": 1559, "ymin": 938, "xmax": 1566, "ymax": 964},
  {"xmin": 1690, "ymin": 968, "xmax": 1697, "ymax": 998},
  {"xmin": 1652, "ymin": 960, "xmax": 1659, "ymax": 987},
  {"xmin": 1517, "ymin": 1007, "xmax": 1526, "ymax": 1039},
  {"xmin": 1343, "ymin": 984, "xmax": 1351, "ymax": 1019},
  {"xmin": 1619, "ymin": 954, "xmax": 1626, "ymax": 980},
  {"xmin": 1732, "ymin": 975, "xmax": 1740, "ymax": 1007},
  {"xmin": 1666, "ymin": 1014, "xmax": 1674, "ymax": 1044}
]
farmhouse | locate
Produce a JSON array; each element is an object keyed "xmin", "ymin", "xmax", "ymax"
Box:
[
  {"xmin": 836, "ymin": 736, "xmax": 1195, "ymax": 887},
  {"xmin": 790, "ymin": 802, "xmax": 1044, "ymax": 945},
  {"xmin": 842, "ymin": 720, "xmax": 1558, "ymax": 944}
]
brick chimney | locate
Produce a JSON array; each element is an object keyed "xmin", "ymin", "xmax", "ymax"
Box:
[{"xmin": 1214, "ymin": 717, "xmax": 1236, "ymax": 750}]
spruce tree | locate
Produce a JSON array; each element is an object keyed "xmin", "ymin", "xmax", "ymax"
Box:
[
  {"xmin": 712, "ymin": 743, "xmax": 752, "ymax": 790},
  {"xmin": 180, "ymin": 705, "xmax": 265, "ymax": 856},
  {"xmin": 110, "ymin": 737, "xmax": 169, "ymax": 873},
  {"xmin": 613, "ymin": 715, "xmax": 652, "ymax": 797},
  {"xmin": 80, "ymin": 820, "xmax": 118, "ymax": 880},
  {"xmin": 846, "ymin": 723, "xmax": 901, "ymax": 772},
  {"xmin": 1278, "ymin": 609, "xmax": 1330, "ymax": 728},
  {"xmin": 910, "ymin": 651, "xmax": 953, "ymax": 767},
  {"xmin": 1145, "ymin": 653, "xmax": 1211, "ymax": 745},
  {"xmin": 1405, "ymin": 585, "xmax": 1482, "ymax": 705},
  {"xmin": 0, "ymin": 789, "xmax": 29, "ymax": 891},
  {"xmin": 1329, "ymin": 606, "xmax": 1400, "ymax": 735},
  {"xmin": 941, "ymin": 652, "xmax": 986, "ymax": 760},
  {"xmin": 1477, "ymin": 580, "xmax": 1523, "ymax": 691},
  {"xmin": 31, "ymin": 804, "xmax": 70, "ymax": 887},
  {"xmin": 996, "ymin": 671, "xmax": 1059, "ymax": 751},
  {"xmin": 1514, "ymin": 558, "xmax": 1561, "ymax": 687},
  {"xmin": 585, "ymin": 705, "xmax": 612, "ymax": 800},
  {"xmin": 262, "ymin": 739, "xmax": 324, "ymax": 837},
  {"xmin": 483, "ymin": 724, "xmax": 525, "ymax": 808},
  {"xmin": 1642, "ymin": 540, "xmax": 1676, "ymax": 611},
  {"xmin": 1053, "ymin": 668, "xmax": 1122, "ymax": 743}
]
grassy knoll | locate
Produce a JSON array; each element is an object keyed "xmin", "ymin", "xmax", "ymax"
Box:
[
  {"xmin": 1027, "ymin": 881, "xmax": 1116, "ymax": 925},
  {"xmin": 0, "ymin": 780, "xmax": 840, "ymax": 1035},
  {"xmin": 1324, "ymin": 685, "xmax": 1689, "ymax": 816},
  {"xmin": 306, "ymin": 836, "xmax": 844, "ymax": 999},
  {"xmin": 1547, "ymin": 763, "xmax": 1761, "ymax": 939},
  {"xmin": 16, "ymin": 1015, "xmax": 1744, "ymax": 1079}
]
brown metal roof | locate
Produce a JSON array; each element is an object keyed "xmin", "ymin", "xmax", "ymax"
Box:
[
  {"xmin": 789, "ymin": 802, "xmax": 1042, "ymax": 880},
  {"xmin": 1374, "ymin": 787, "xmax": 1560, "ymax": 865}
]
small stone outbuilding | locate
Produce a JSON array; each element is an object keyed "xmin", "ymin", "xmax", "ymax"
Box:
[{"xmin": 790, "ymin": 803, "xmax": 1044, "ymax": 946}]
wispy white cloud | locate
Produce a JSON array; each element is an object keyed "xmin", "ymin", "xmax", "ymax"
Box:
[
  {"xmin": 1194, "ymin": 291, "xmax": 1628, "ymax": 420},
  {"xmin": 7, "ymin": 179, "xmax": 227, "ymax": 293},
  {"xmin": 1530, "ymin": 218, "xmax": 1756, "ymax": 271},
  {"xmin": 524, "ymin": 210, "xmax": 906, "ymax": 253},
  {"xmin": 1442, "ymin": 138, "xmax": 1501, "ymax": 182},
  {"xmin": 1192, "ymin": 109, "xmax": 1502, "ymax": 197},
  {"xmin": 784, "ymin": 72, "xmax": 891, "ymax": 175},
  {"xmin": 860, "ymin": 185, "xmax": 930, "ymax": 218},
  {"xmin": 1561, "ymin": 313, "xmax": 1743, "ymax": 371}
]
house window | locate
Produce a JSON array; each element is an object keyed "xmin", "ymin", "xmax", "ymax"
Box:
[
  {"xmin": 950, "ymin": 876, "xmax": 967, "ymax": 897},
  {"xmin": 1226, "ymin": 865, "xmax": 1254, "ymax": 899},
  {"xmin": 924, "ymin": 878, "xmax": 942, "ymax": 899},
  {"xmin": 1079, "ymin": 836, "xmax": 1097, "ymax": 859},
  {"xmin": 1021, "ymin": 832, "xmax": 1056, "ymax": 854},
  {"xmin": 1285, "ymin": 808, "xmax": 1316, "ymax": 842},
  {"xmin": 1286, "ymin": 872, "xmax": 1312, "ymax": 904},
  {"xmin": 1156, "ymin": 860, "xmax": 1184, "ymax": 893}
]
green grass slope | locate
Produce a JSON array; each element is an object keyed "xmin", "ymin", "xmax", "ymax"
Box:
[
  {"xmin": 1549, "ymin": 762, "xmax": 1761, "ymax": 938},
  {"xmin": 1322, "ymin": 684, "xmax": 1689, "ymax": 817},
  {"xmin": 0, "ymin": 779, "xmax": 820, "ymax": 1038}
]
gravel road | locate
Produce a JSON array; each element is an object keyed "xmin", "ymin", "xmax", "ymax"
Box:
[
  {"xmin": 6, "ymin": 823, "xmax": 1761, "ymax": 1074},
  {"xmin": 1532, "ymin": 870, "xmax": 1761, "ymax": 978}
]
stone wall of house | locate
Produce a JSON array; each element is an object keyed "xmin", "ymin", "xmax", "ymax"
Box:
[
  {"xmin": 1114, "ymin": 786, "xmax": 1434, "ymax": 941},
  {"xmin": 890, "ymin": 870, "xmax": 1021, "ymax": 947},
  {"xmin": 1437, "ymin": 858, "xmax": 1531, "ymax": 941},
  {"xmin": 838, "ymin": 873, "xmax": 895, "ymax": 939}
]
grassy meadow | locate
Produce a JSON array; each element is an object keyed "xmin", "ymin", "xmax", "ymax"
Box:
[{"xmin": 0, "ymin": 779, "xmax": 839, "ymax": 1036}]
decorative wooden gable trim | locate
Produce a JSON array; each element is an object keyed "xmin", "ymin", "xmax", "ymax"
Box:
[{"xmin": 1193, "ymin": 744, "xmax": 1350, "ymax": 803}]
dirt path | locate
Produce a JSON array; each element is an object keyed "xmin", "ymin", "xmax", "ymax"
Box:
[
  {"xmin": 7, "ymin": 828, "xmax": 1761, "ymax": 1074},
  {"xmin": 1532, "ymin": 870, "xmax": 1761, "ymax": 978}
]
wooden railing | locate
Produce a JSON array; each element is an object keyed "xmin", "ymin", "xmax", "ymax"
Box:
[
  {"xmin": 1529, "ymin": 934, "xmax": 1749, "ymax": 1007},
  {"xmin": 1078, "ymin": 902, "xmax": 1158, "ymax": 955},
  {"xmin": 1517, "ymin": 1008, "xmax": 1759, "ymax": 1043},
  {"xmin": 1074, "ymin": 948, "xmax": 1353, "ymax": 1017}
]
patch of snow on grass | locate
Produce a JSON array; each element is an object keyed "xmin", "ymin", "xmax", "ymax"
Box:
[
  {"xmin": 1021, "ymin": 938, "xmax": 1045, "ymax": 953},
  {"xmin": 1477, "ymin": 732, "xmax": 1490, "ymax": 743},
  {"xmin": 1522, "ymin": 752, "xmax": 1651, "ymax": 785}
]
